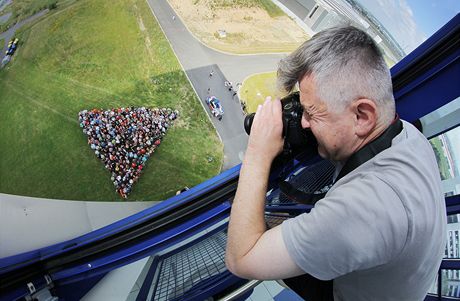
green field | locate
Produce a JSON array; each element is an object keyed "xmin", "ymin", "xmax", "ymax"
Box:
[
  {"xmin": 207, "ymin": 0, "xmax": 284, "ymax": 17},
  {"xmin": 0, "ymin": 0, "xmax": 223, "ymax": 201},
  {"xmin": 239, "ymin": 71, "xmax": 288, "ymax": 113}
]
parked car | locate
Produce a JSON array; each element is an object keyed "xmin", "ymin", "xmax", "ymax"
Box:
[
  {"xmin": 205, "ymin": 96, "xmax": 224, "ymax": 120},
  {"xmin": 5, "ymin": 38, "xmax": 18, "ymax": 56}
]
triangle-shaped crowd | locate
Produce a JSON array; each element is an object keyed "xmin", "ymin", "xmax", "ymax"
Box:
[{"xmin": 78, "ymin": 107, "xmax": 179, "ymax": 198}]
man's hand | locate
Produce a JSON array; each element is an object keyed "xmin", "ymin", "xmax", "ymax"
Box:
[
  {"xmin": 245, "ymin": 97, "xmax": 284, "ymax": 167},
  {"xmin": 225, "ymin": 96, "xmax": 304, "ymax": 280}
]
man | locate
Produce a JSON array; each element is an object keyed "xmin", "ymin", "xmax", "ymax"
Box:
[{"xmin": 225, "ymin": 26, "xmax": 446, "ymax": 300}]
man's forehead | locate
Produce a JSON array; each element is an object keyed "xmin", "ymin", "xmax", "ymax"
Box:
[
  {"xmin": 299, "ymin": 74, "xmax": 316, "ymax": 92},
  {"xmin": 298, "ymin": 77, "xmax": 317, "ymax": 104},
  {"xmin": 298, "ymin": 75, "xmax": 329, "ymax": 111}
]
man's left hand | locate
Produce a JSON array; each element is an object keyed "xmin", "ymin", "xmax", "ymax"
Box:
[{"xmin": 245, "ymin": 96, "xmax": 284, "ymax": 166}]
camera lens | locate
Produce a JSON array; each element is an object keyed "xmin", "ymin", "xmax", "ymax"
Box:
[{"xmin": 242, "ymin": 92, "xmax": 317, "ymax": 157}]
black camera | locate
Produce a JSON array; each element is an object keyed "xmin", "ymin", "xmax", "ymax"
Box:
[{"xmin": 243, "ymin": 92, "xmax": 317, "ymax": 155}]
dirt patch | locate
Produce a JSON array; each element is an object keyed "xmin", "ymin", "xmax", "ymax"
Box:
[
  {"xmin": 168, "ymin": 0, "xmax": 308, "ymax": 53},
  {"xmin": 133, "ymin": 3, "xmax": 154, "ymax": 62},
  {"xmin": 138, "ymin": 16, "xmax": 153, "ymax": 48},
  {"xmin": 137, "ymin": 15, "xmax": 146, "ymax": 31}
]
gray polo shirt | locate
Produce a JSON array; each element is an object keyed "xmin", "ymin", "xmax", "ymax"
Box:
[{"xmin": 282, "ymin": 120, "xmax": 446, "ymax": 301}]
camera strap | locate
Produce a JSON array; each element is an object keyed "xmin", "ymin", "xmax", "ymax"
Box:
[
  {"xmin": 335, "ymin": 117, "xmax": 402, "ymax": 182},
  {"xmin": 280, "ymin": 117, "xmax": 403, "ymax": 205}
]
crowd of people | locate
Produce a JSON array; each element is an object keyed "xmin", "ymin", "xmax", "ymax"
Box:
[{"xmin": 79, "ymin": 107, "xmax": 179, "ymax": 198}]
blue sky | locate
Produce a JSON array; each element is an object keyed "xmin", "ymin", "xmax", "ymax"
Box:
[{"xmin": 357, "ymin": 0, "xmax": 460, "ymax": 53}]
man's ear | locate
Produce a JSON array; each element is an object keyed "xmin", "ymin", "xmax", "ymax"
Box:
[{"xmin": 352, "ymin": 98, "xmax": 378, "ymax": 137}]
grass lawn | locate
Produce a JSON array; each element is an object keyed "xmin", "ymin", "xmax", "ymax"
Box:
[
  {"xmin": 239, "ymin": 71, "xmax": 288, "ymax": 113},
  {"xmin": 257, "ymin": 0, "xmax": 285, "ymax": 17},
  {"xmin": 0, "ymin": 0, "xmax": 223, "ymax": 201},
  {"xmin": 209, "ymin": 0, "xmax": 284, "ymax": 18}
]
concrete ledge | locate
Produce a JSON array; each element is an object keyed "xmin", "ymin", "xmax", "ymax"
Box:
[{"xmin": 0, "ymin": 193, "xmax": 157, "ymax": 258}]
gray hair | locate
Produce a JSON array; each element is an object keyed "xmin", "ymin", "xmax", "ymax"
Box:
[{"xmin": 278, "ymin": 26, "xmax": 395, "ymax": 125}]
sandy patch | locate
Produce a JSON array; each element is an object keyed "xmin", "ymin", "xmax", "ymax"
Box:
[{"xmin": 168, "ymin": 0, "xmax": 308, "ymax": 53}]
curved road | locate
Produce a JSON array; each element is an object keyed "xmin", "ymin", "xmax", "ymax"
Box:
[
  {"xmin": 146, "ymin": 0, "xmax": 286, "ymax": 170},
  {"xmin": 0, "ymin": 9, "xmax": 48, "ymax": 63}
]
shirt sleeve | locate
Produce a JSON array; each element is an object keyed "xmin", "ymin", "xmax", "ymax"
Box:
[{"xmin": 281, "ymin": 174, "xmax": 408, "ymax": 280}]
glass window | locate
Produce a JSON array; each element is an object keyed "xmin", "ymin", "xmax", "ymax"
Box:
[
  {"xmin": 422, "ymin": 97, "xmax": 460, "ymax": 197},
  {"xmin": 442, "ymin": 269, "xmax": 460, "ymax": 299},
  {"xmin": 421, "ymin": 97, "xmax": 460, "ymax": 139},
  {"xmin": 297, "ymin": 0, "xmax": 460, "ymax": 66},
  {"xmin": 428, "ymin": 125, "xmax": 460, "ymax": 197},
  {"xmin": 355, "ymin": 0, "xmax": 460, "ymax": 61},
  {"xmin": 444, "ymin": 214, "xmax": 460, "ymax": 259}
]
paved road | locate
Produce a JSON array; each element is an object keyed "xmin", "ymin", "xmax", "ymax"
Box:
[
  {"xmin": 0, "ymin": 0, "xmax": 12, "ymax": 12},
  {"xmin": 0, "ymin": 12, "xmax": 11, "ymax": 24},
  {"xmin": 146, "ymin": 0, "xmax": 286, "ymax": 170},
  {"xmin": 0, "ymin": 9, "xmax": 48, "ymax": 62}
]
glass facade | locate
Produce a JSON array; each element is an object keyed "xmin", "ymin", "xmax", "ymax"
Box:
[
  {"xmin": 442, "ymin": 269, "xmax": 460, "ymax": 299},
  {"xmin": 445, "ymin": 214, "xmax": 460, "ymax": 259}
]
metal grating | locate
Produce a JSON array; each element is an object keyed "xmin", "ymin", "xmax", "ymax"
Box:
[
  {"xmin": 267, "ymin": 159, "xmax": 335, "ymax": 205},
  {"xmin": 265, "ymin": 213, "xmax": 291, "ymax": 229},
  {"xmin": 151, "ymin": 230, "xmax": 227, "ymax": 301}
]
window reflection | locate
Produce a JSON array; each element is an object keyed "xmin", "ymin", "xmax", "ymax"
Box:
[
  {"xmin": 429, "ymin": 125, "xmax": 460, "ymax": 197},
  {"xmin": 424, "ymin": 97, "xmax": 460, "ymax": 198},
  {"xmin": 422, "ymin": 97, "xmax": 460, "ymax": 140},
  {"xmin": 442, "ymin": 269, "xmax": 460, "ymax": 299},
  {"xmin": 297, "ymin": 1, "xmax": 460, "ymax": 67},
  {"xmin": 445, "ymin": 215, "xmax": 460, "ymax": 259},
  {"xmin": 356, "ymin": 0, "xmax": 460, "ymax": 54}
]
